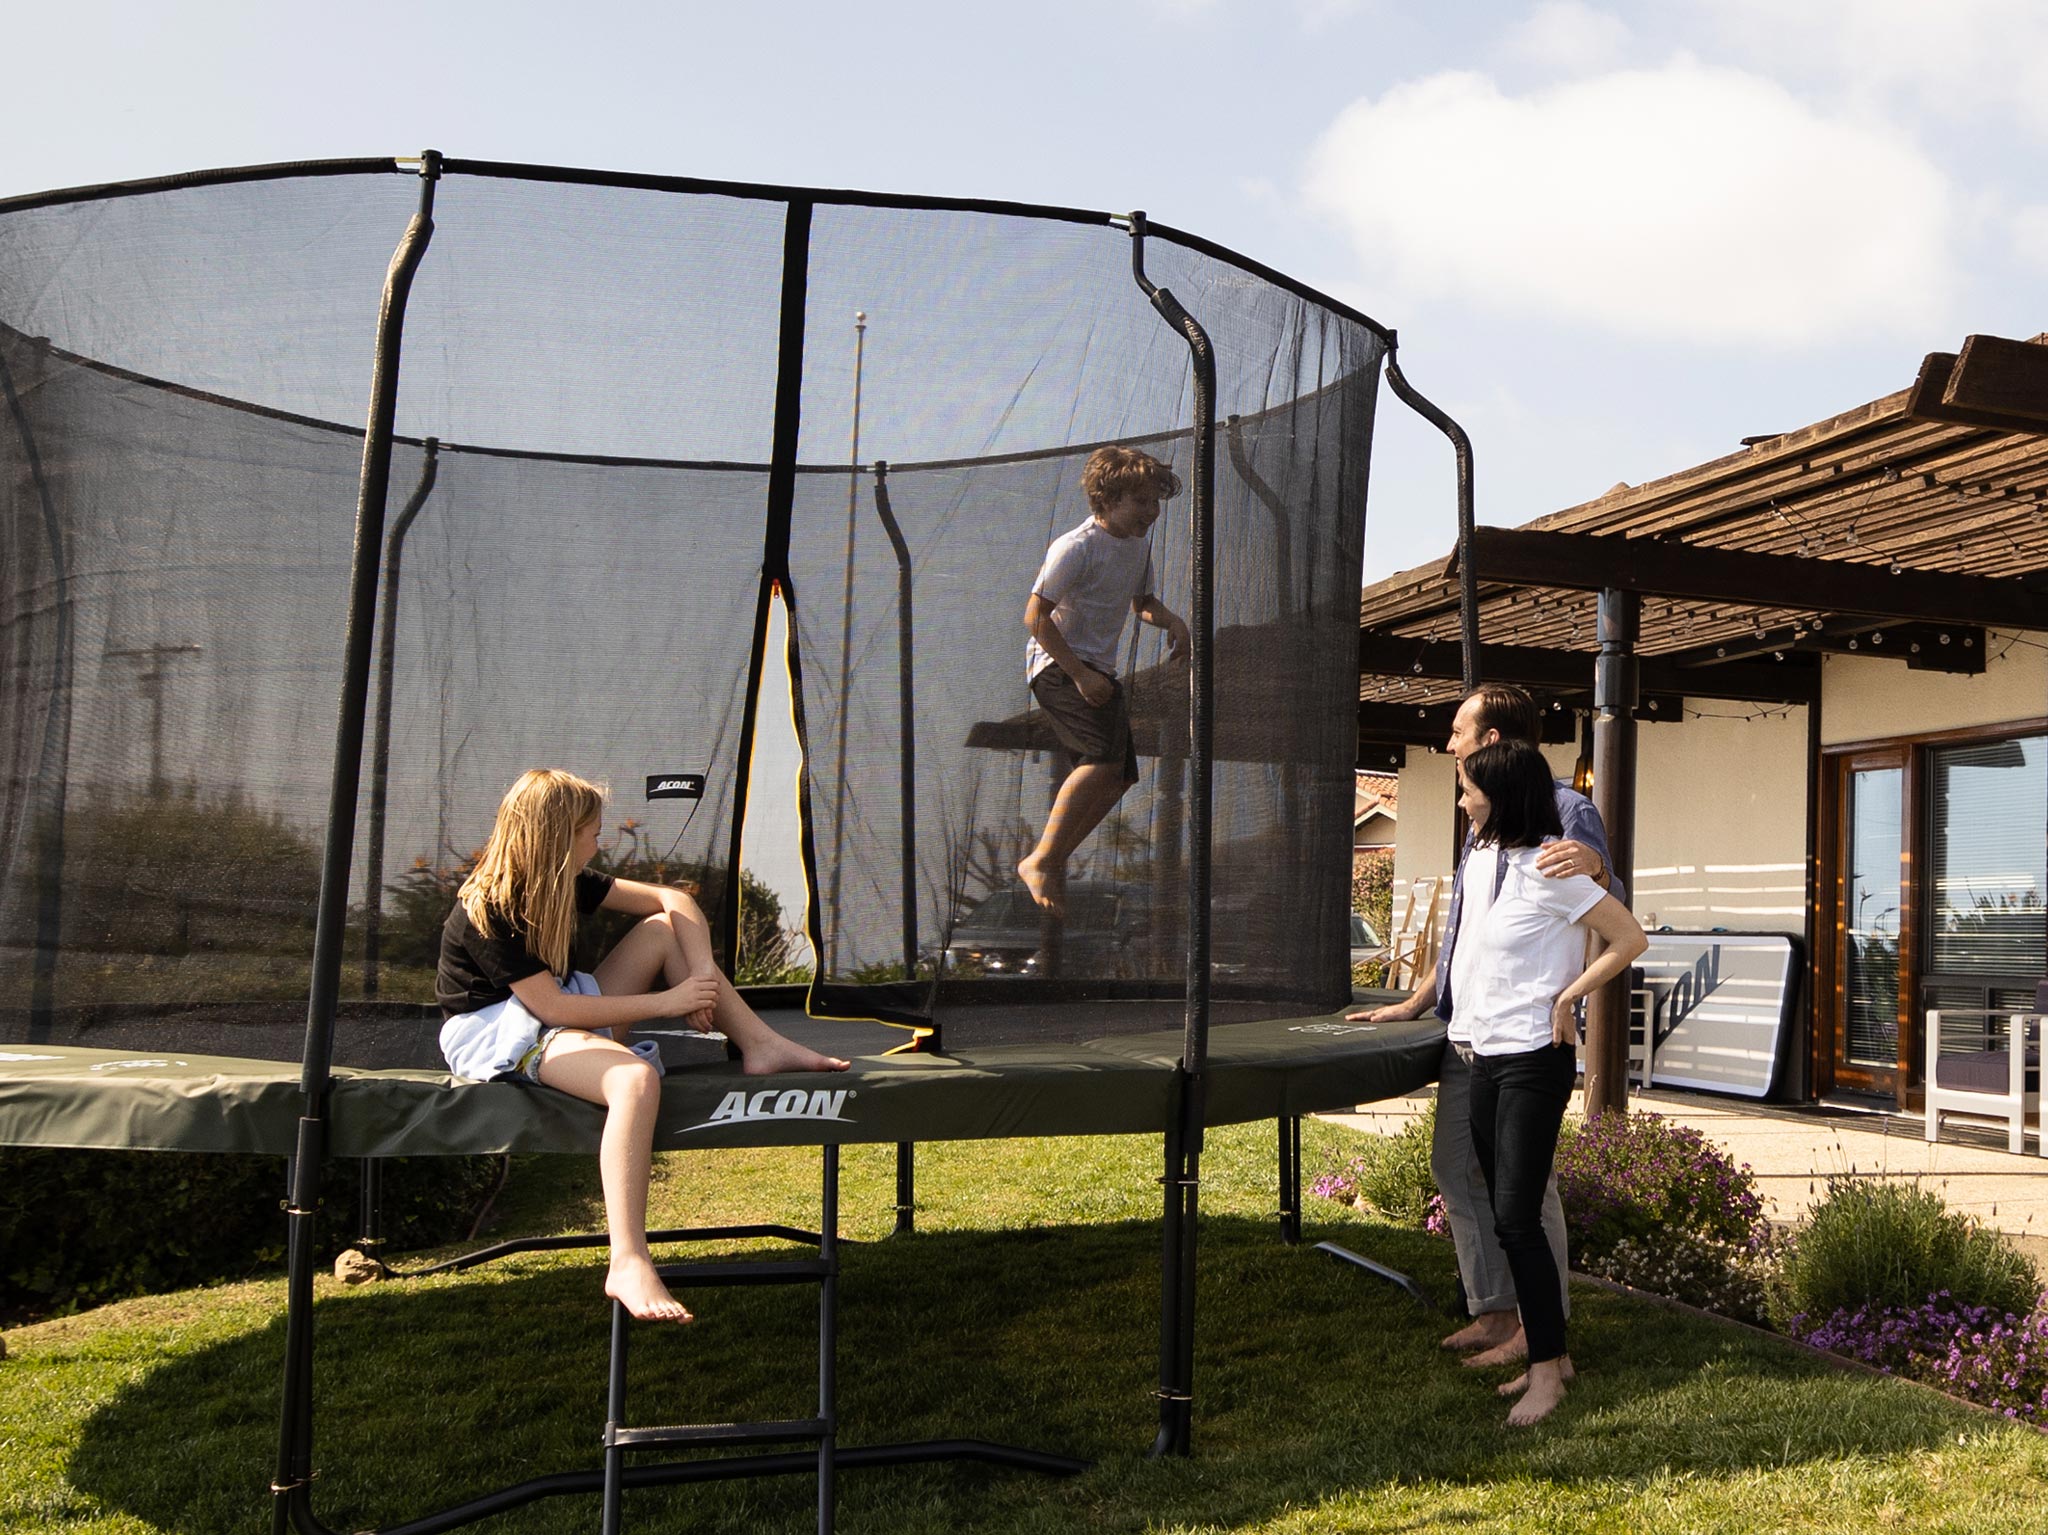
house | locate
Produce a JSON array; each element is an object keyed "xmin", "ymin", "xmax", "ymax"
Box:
[
  {"xmin": 1353, "ymin": 772, "xmax": 1397, "ymax": 851},
  {"xmin": 1358, "ymin": 332, "xmax": 2048, "ymax": 1110}
]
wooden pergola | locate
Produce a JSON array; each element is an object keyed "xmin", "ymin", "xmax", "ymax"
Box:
[{"xmin": 1359, "ymin": 332, "xmax": 2048, "ymax": 1113}]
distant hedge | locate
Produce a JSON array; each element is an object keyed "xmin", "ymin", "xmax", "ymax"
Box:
[{"xmin": 0, "ymin": 1148, "xmax": 501, "ymax": 1324}]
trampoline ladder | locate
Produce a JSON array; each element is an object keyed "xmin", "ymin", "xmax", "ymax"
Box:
[{"xmin": 600, "ymin": 1147, "xmax": 841, "ymax": 1535}]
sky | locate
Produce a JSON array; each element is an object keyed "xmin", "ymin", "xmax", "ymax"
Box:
[{"xmin": 9, "ymin": 0, "xmax": 2041, "ymax": 918}]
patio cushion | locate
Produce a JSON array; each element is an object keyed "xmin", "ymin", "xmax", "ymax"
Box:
[{"xmin": 1933, "ymin": 1046, "xmax": 2039, "ymax": 1095}]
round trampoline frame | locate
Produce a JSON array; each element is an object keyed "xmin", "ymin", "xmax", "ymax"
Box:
[{"xmin": 0, "ymin": 152, "xmax": 1481, "ymax": 1535}]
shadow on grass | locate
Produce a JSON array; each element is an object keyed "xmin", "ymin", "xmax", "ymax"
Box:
[{"xmin": 67, "ymin": 1215, "xmax": 1982, "ymax": 1535}]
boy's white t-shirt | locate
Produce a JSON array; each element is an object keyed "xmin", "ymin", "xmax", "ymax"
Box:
[
  {"xmin": 1448, "ymin": 841, "xmax": 1606, "ymax": 1057},
  {"xmin": 1025, "ymin": 516, "xmax": 1156, "ymax": 681}
]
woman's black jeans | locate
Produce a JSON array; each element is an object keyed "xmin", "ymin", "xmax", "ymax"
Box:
[{"xmin": 1467, "ymin": 1041, "xmax": 1577, "ymax": 1365}]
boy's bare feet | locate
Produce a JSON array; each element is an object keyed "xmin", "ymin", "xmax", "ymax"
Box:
[
  {"xmin": 1498, "ymin": 1355, "xmax": 1575, "ymax": 1396},
  {"xmin": 1504, "ymin": 1358, "xmax": 1570, "ymax": 1426},
  {"xmin": 1442, "ymin": 1311, "xmax": 1517, "ymax": 1352},
  {"xmin": 739, "ymin": 1033, "xmax": 851, "ymax": 1076},
  {"xmin": 606, "ymin": 1256, "xmax": 693, "ymax": 1323},
  {"xmin": 1017, "ymin": 854, "xmax": 1064, "ymax": 914},
  {"xmin": 1463, "ymin": 1326, "xmax": 1530, "ymax": 1368}
]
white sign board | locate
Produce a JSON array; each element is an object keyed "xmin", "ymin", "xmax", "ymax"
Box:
[{"xmin": 1638, "ymin": 932, "xmax": 1800, "ymax": 1099}]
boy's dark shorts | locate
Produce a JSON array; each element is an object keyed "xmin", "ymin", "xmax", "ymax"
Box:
[{"xmin": 1030, "ymin": 665, "xmax": 1139, "ymax": 787}]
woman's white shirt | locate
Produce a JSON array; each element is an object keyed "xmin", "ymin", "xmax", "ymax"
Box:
[{"xmin": 1448, "ymin": 842, "xmax": 1606, "ymax": 1056}]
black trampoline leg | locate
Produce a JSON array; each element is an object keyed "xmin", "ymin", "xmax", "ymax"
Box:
[
  {"xmin": 892, "ymin": 1142, "xmax": 915, "ymax": 1236},
  {"xmin": 601, "ymin": 1300, "xmax": 630, "ymax": 1535},
  {"xmin": 358, "ymin": 1157, "xmax": 386, "ymax": 1267},
  {"xmin": 1277, "ymin": 1117, "xmax": 1301, "ymax": 1246}
]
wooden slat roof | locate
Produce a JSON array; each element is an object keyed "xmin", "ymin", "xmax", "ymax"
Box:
[{"xmin": 1359, "ymin": 335, "xmax": 2048, "ymax": 719}]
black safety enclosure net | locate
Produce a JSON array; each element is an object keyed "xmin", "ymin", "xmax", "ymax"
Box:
[
  {"xmin": 0, "ymin": 159, "xmax": 1386, "ymax": 1060},
  {"xmin": 0, "ymin": 158, "xmax": 1425, "ymax": 1531}
]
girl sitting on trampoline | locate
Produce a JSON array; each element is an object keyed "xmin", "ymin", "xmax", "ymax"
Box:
[
  {"xmin": 1450, "ymin": 740, "xmax": 1646, "ymax": 1425},
  {"xmin": 437, "ymin": 768, "xmax": 848, "ymax": 1323}
]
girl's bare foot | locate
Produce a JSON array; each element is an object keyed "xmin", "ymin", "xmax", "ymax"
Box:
[
  {"xmin": 1443, "ymin": 1312, "xmax": 1516, "ymax": 1352},
  {"xmin": 1498, "ymin": 1355, "xmax": 1575, "ymax": 1396},
  {"xmin": 1017, "ymin": 854, "xmax": 1064, "ymax": 914},
  {"xmin": 1506, "ymin": 1359, "xmax": 1569, "ymax": 1426},
  {"xmin": 1463, "ymin": 1327, "xmax": 1529, "ymax": 1368},
  {"xmin": 739, "ymin": 1033, "xmax": 851, "ymax": 1076},
  {"xmin": 606, "ymin": 1256, "xmax": 693, "ymax": 1323}
]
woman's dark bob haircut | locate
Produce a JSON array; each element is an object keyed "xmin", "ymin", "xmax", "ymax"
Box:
[{"xmin": 1461, "ymin": 740, "xmax": 1564, "ymax": 849}]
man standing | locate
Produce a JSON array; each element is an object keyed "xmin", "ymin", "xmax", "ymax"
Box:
[{"xmin": 1349, "ymin": 683, "xmax": 1623, "ymax": 1367}]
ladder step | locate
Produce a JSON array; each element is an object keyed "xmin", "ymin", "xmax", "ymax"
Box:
[
  {"xmin": 648, "ymin": 1259, "xmax": 830, "ymax": 1288},
  {"xmin": 606, "ymin": 1417, "xmax": 829, "ymax": 1450}
]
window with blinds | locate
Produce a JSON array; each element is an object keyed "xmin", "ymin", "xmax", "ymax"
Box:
[{"xmin": 1926, "ymin": 735, "xmax": 2046, "ymax": 982}]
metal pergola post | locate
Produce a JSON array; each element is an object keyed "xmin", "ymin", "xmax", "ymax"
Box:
[{"xmin": 1585, "ymin": 586, "xmax": 1640, "ymax": 1117}]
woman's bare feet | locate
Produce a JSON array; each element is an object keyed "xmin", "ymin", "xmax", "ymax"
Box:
[
  {"xmin": 1504, "ymin": 1357, "xmax": 1570, "ymax": 1426},
  {"xmin": 606, "ymin": 1255, "xmax": 693, "ymax": 1323},
  {"xmin": 1442, "ymin": 1311, "xmax": 1517, "ymax": 1352},
  {"xmin": 1463, "ymin": 1326, "xmax": 1530, "ymax": 1368},
  {"xmin": 739, "ymin": 1032, "xmax": 850, "ymax": 1076},
  {"xmin": 1498, "ymin": 1354, "xmax": 1575, "ymax": 1397}
]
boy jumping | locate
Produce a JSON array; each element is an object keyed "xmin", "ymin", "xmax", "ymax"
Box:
[{"xmin": 1017, "ymin": 445, "xmax": 1189, "ymax": 914}]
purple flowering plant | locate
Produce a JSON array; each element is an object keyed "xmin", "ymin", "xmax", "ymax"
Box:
[
  {"xmin": 1789, "ymin": 1291, "xmax": 2048, "ymax": 1423},
  {"xmin": 1552, "ymin": 1110, "xmax": 1770, "ymax": 1267}
]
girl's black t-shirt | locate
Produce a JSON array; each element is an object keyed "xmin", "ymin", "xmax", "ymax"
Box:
[{"xmin": 436, "ymin": 870, "xmax": 615, "ymax": 1018}]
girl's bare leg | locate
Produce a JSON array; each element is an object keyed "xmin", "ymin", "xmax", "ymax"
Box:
[
  {"xmin": 595, "ymin": 909, "xmax": 848, "ymax": 1075},
  {"xmin": 536, "ymin": 1030, "xmax": 691, "ymax": 1323}
]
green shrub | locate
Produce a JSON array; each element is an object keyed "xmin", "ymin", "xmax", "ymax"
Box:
[
  {"xmin": 1351, "ymin": 848, "xmax": 1392, "ymax": 938},
  {"xmin": 1769, "ymin": 1176, "xmax": 2040, "ymax": 1329},
  {"xmin": 0, "ymin": 1148, "xmax": 500, "ymax": 1324},
  {"xmin": 1551, "ymin": 1110, "xmax": 1774, "ymax": 1317},
  {"xmin": 1553, "ymin": 1110, "xmax": 1768, "ymax": 1264},
  {"xmin": 1311, "ymin": 1104, "xmax": 1437, "ymax": 1225}
]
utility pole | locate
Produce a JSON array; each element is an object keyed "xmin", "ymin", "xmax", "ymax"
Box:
[{"xmin": 106, "ymin": 642, "xmax": 203, "ymax": 796}]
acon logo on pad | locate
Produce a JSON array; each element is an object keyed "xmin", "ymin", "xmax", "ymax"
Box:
[{"xmin": 676, "ymin": 1087, "xmax": 855, "ymax": 1135}]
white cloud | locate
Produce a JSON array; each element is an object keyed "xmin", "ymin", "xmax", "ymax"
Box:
[
  {"xmin": 1503, "ymin": 1, "xmax": 1632, "ymax": 76},
  {"xmin": 1303, "ymin": 60, "xmax": 1955, "ymax": 348},
  {"xmin": 1703, "ymin": 0, "xmax": 2048, "ymax": 139}
]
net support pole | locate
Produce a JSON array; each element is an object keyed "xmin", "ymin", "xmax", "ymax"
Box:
[
  {"xmin": 1381, "ymin": 344, "xmax": 1478, "ymax": 691},
  {"xmin": 874, "ymin": 462, "xmax": 922, "ymax": 1236},
  {"xmin": 1129, "ymin": 212, "xmax": 1216, "ymax": 1461},
  {"xmin": 362, "ymin": 438, "xmax": 441, "ymax": 997},
  {"xmin": 1584, "ymin": 587, "xmax": 1639, "ymax": 1118},
  {"xmin": 274, "ymin": 150, "xmax": 440, "ymax": 1535},
  {"xmin": 734, "ymin": 199, "xmax": 813, "ymax": 977}
]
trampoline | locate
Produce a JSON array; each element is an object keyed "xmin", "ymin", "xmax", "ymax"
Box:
[{"xmin": 0, "ymin": 154, "xmax": 1464, "ymax": 1534}]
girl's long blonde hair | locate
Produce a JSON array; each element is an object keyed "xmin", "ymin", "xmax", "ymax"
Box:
[{"xmin": 458, "ymin": 769, "xmax": 606, "ymax": 977}]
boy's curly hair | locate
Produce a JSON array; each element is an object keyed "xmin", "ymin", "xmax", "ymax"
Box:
[{"xmin": 1081, "ymin": 446, "xmax": 1181, "ymax": 513}]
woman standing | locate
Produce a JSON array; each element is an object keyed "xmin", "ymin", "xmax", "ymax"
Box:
[{"xmin": 1450, "ymin": 740, "xmax": 1647, "ymax": 1424}]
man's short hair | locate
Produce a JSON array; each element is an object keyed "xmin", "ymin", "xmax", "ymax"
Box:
[
  {"xmin": 1465, "ymin": 682, "xmax": 1540, "ymax": 747},
  {"xmin": 1081, "ymin": 446, "xmax": 1181, "ymax": 513}
]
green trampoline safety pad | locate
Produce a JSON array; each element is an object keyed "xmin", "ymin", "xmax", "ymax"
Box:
[{"xmin": 0, "ymin": 1014, "xmax": 1444, "ymax": 1157}]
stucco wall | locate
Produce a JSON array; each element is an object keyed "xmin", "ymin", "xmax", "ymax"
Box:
[
  {"xmin": 1821, "ymin": 631, "xmax": 2047, "ymax": 745},
  {"xmin": 1389, "ymin": 711, "xmax": 1810, "ymax": 944},
  {"xmin": 1632, "ymin": 708, "xmax": 1808, "ymax": 936}
]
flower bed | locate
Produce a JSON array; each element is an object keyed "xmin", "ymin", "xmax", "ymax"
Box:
[{"xmin": 1311, "ymin": 1105, "xmax": 2048, "ymax": 1417}]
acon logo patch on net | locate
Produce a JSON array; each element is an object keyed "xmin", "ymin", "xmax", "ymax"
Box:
[{"xmin": 675, "ymin": 1087, "xmax": 856, "ymax": 1135}]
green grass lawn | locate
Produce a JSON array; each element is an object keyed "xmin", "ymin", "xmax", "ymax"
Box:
[{"xmin": 5, "ymin": 1119, "xmax": 2048, "ymax": 1534}]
